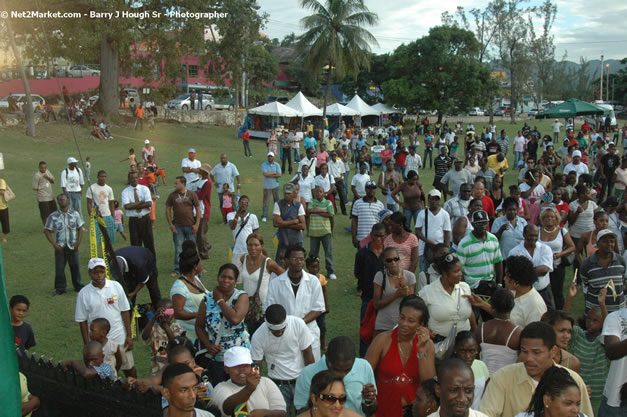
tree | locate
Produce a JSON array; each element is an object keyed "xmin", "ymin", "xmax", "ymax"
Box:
[
  {"xmin": 339, "ymin": 53, "xmax": 390, "ymax": 103},
  {"xmin": 298, "ymin": 0, "xmax": 379, "ymax": 119},
  {"xmin": 528, "ymin": 0, "xmax": 557, "ymax": 110},
  {"xmin": 382, "ymin": 26, "xmax": 497, "ymax": 122}
]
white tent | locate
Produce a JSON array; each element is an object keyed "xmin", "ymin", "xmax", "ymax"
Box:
[
  {"xmin": 285, "ymin": 92, "xmax": 322, "ymax": 117},
  {"xmin": 372, "ymin": 103, "xmax": 400, "ymax": 115},
  {"xmin": 247, "ymin": 101, "xmax": 302, "ymax": 117},
  {"xmin": 346, "ymin": 95, "xmax": 380, "ymax": 116},
  {"xmin": 325, "ymin": 103, "xmax": 360, "ymax": 116}
]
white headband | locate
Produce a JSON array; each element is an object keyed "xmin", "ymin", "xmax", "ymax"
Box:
[{"xmin": 267, "ymin": 319, "xmax": 287, "ymax": 331}]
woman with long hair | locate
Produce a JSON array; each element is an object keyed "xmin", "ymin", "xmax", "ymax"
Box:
[
  {"xmin": 366, "ymin": 295, "xmax": 436, "ymax": 417},
  {"xmin": 515, "ymin": 366, "xmax": 586, "ymax": 417},
  {"xmin": 195, "ymin": 263, "xmax": 249, "ymax": 384},
  {"xmin": 296, "ymin": 370, "xmax": 361, "ymax": 417},
  {"xmin": 542, "ymin": 310, "xmax": 581, "ymax": 373}
]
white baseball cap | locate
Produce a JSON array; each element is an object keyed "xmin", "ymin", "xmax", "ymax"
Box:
[
  {"xmin": 88, "ymin": 258, "xmax": 106, "ymax": 270},
  {"xmin": 188, "ymin": 148, "xmax": 196, "ymax": 153},
  {"xmin": 572, "ymin": 150, "xmax": 582, "ymax": 158},
  {"xmin": 267, "ymin": 151, "xmax": 275, "ymax": 157},
  {"xmin": 144, "ymin": 139, "xmax": 150, "ymax": 144},
  {"xmin": 223, "ymin": 346, "xmax": 253, "ymax": 367},
  {"xmin": 67, "ymin": 157, "xmax": 78, "ymax": 164},
  {"xmin": 428, "ymin": 189, "xmax": 442, "ymax": 198}
]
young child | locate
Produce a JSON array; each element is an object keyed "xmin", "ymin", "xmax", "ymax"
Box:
[
  {"xmin": 64, "ymin": 341, "xmax": 116, "ymax": 380},
  {"xmin": 120, "ymin": 148, "xmax": 137, "ymax": 170},
  {"xmin": 89, "ymin": 317, "xmax": 122, "ymax": 375},
  {"xmin": 306, "ymin": 255, "xmax": 329, "ymax": 352},
  {"xmin": 142, "ymin": 299, "xmax": 183, "ymax": 376},
  {"xmin": 113, "ymin": 201, "xmax": 127, "ymax": 241},
  {"xmin": 10, "ymin": 295, "xmax": 36, "ymax": 352},
  {"xmin": 85, "ymin": 156, "xmax": 92, "ymax": 181},
  {"xmin": 146, "ymin": 155, "xmax": 166, "ymax": 185},
  {"xmin": 565, "ymin": 283, "xmax": 610, "ymax": 403},
  {"xmin": 221, "ymin": 183, "xmax": 235, "ymax": 223},
  {"xmin": 385, "ymin": 177, "xmax": 397, "ymax": 211}
]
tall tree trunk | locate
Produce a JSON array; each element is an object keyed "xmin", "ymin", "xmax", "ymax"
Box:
[
  {"xmin": 234, "ymin": 78, "xmax": 240, "ymax": 138},
  {"xmin": 510, "ymin": 68, "xmax": 517, "ymax": 124},
  {"xmin": 4, "ymin": 6, "xmax": 35, "ymax": 136},
  {"xmin": 100, "ymin": 33, "xmax": 119, "ymax": 118},
  {"xmin": 321, "ymin": 66, "xmax": 332, "ymax": 121}
]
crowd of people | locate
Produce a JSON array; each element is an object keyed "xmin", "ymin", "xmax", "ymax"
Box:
[{"xmin": 7, "ymin": 116, "xmax": 627, "ymax": 417}]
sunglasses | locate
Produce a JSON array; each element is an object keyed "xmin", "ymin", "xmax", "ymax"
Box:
[
  {"xmin": 319, "ymin": 394, "xmax": 348, "ymax": 405},
  {"xmin": 385, "ymin": 257, "xmax": 401, "ymax": 263}
]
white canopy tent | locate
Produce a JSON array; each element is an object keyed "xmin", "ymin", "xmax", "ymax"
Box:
[
  {"xmin": 346, "ymin": 95, "xmax": 380, "ymax": 116},
  {"xmin": 372, "ymin": 103, "xmax": 400, "ymax": 115},
  {"xmin": 285, "ymin": 91, "xmax": 322, "ymax": 117},
  {"xmin": 247, "ymin": 101, "xmax": 303, "ymax": 117},
  {"xmin": 325, "ymin": 103, "xmax": 360, "ymax": 116}
]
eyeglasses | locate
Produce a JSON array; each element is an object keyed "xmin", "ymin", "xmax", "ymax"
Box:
[
  {"xmin": 385, "ymin": 257, "xmax": 401, "ymax": 263},
  {"xmin": 319, "ymin": 394, "xmax": 348, "ymax": 405}
]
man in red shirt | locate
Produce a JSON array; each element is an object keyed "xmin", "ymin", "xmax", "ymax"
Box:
[
  {"xmin": 195, "ymin": 163, "xmax": 213, "ymax": 259},
  {"xmin": 241, "ymin": 128, "xmax": 252, "ymax": 158}
]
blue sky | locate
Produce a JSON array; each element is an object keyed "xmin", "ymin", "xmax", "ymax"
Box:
[{"xmin": 257, "ymin": 0, "xmax": 627, "ymax": 61}]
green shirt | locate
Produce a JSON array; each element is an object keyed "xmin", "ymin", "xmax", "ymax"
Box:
[
  {"xmin": 568, "ymin": 325, "xmax": 609, "ymax": 402},
  {"xmin": 457, "ymin": 232, "xmax": 503, "ymax": 289},
  {"xmin": 309, "ymin": 198, "xmax": 334, "ymax": 237}
]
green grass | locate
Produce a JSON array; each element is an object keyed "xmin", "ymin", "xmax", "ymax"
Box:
[{"xmin": 0, "ymin": 115, "xmax": 596, "ymax": 378}]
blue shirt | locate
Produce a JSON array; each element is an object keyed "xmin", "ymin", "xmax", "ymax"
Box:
[
  {"xmin": 210, "ymin": 162, "xmax": 240, "ymax": 193},
  {"xmin": 91, "ymin": 361, "xmax": 115, "ymax": 379},
  {"xmin": 304, "ymin": 136, "xmax": 317, "ymax": 150},
  {"xmin": 261, "ymin": 161, "xmax": 281, "ymax": 189},
  {"xmin": 490, "ymin": 216, "xmax": 527, "ymax": 258},
  {"xmin": 356, "ymin": 139, "xmax": 367, "ymax": 151},
  {"xmin": 294, "ymin": 357, "xmax": 376, "ymax": 416}
]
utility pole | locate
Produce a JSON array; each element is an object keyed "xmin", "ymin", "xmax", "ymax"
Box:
[
  {"xmin": 600, "ymin": 54, "xmax": 604, "ymax": 101},
  {"xmin": 606, "ymin": 63, "xmax": 610, "ymax": 103}
]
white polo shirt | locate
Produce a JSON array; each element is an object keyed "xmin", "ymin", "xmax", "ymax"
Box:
[
  {"xmin": 250, "ymin": 315, "xmax": 314, "ymax": 380},
  {"xmin": 181, "ymin": 157, "xmax": 201, "ymax": 184},
  {"xmin": 75, "ymin": 280, "xmax": 130, "ymax": 345},
  {"xmin": 508, "ymin": 241, "xmax": 553, "ymax": 291}
]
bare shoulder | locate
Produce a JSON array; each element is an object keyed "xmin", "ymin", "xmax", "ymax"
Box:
[{"xmin": 342, "ymin": 408, "xmax": 363, "ymax": 417}]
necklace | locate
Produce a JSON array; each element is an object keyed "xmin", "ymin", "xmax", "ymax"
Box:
[
  {"xmin": 290, "ymin": 278, "xmax": 301, "ymax": 287},
  {"xmin": 398, "ymin": 340, "xmax": 410, "ymax": 359},
  {"xmin": 543, "ymin": 226, "xmax": 558, "ymax": 233}
]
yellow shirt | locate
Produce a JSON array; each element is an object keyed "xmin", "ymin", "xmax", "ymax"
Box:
[
  {"xmin": 486, "ymin": 154, "xmax": 509, "ymax": 177},
  {"xmin": 20, "ymin": 372, "xmax": 33, "ymax": 417},
  {"xmin": 0, "ymin": 179, "xmax": 7, "ymax": 210},
  {"xmin": 479, "ymin": 362, "xmax": 593, "ymax": 417}
]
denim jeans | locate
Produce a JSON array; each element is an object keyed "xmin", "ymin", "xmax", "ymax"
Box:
[
  {"xmin": 262, "ymin": 188, "xmax": 279, "ymax": 219},
  {"xmin": 598, "ymin": 396, "xmax": 624, "ymax": 417},
  {"xmin": 550, "ymin": 264, "xmax": 566, "ymax": 310},
  {"xmin": 282, "ymin": 149, "xmax": 292, "ymax": 173},
  {"xmin": 514, "ymin": 151, "xmax": 524, "ymax": 169},
  {"xmin": 309, "ymin": 234, "xmax": 335, "ymax": 275},
  {"xmin": 293, "ymin": 148, "xmax": 301, "ymax": 163},
  {"xmin": 68, "ymin": 191, "xmax": 81, "ymax": 214},
  {"xmin": 173, "ymin": 225, "xmax": 196, "ymax": 272},
  {"xmin": 243, "ymin": 140, "xmax": 252, "ymax": 157},
  {"xmin": 423, "ymin": 148, "xmax": 433, "ymax": 168},
  {"xmin": 275, "ymin": 381, "xmax": 296, "ymax": 413},
  {"xmin": 403, "ymin": 208, "xmax": 422, "ymax": 231},
  {"xmin": 54, "ymin": 247, "xmax": 82, "ymax": 293}
]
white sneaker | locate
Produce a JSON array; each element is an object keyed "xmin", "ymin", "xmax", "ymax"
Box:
[
  {"xmin": 329, "ymin": 274, "xmax": 337, "ymax": 280},
  {"xmin": 261, "ymin": 217, "xmax": 267, "ymax": 222}
]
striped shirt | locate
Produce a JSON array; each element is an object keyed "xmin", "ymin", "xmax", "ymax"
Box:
[
  {"xmin": 309, "ymin": 198, "xmax": 334, "ymax": 237},
  {"xmin": 579, "ymin": 252, "xmax": 625, "ymax": 313},
  {"xmin": 434, "ymin": 156, "xmax": 451, "ymax": 179},
  {"xmin": 457, "ymin": 232, "xmax": 503, "ymax": 289},
  {"xmin": 351, "ymin": 198, "xmax": 384, "ymax": 241},
  {"xmin": 568, "ymin": 325, "xmax": 609, "ymax": 403}
]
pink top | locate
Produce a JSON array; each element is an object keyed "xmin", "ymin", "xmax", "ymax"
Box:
[
  {"xmin": 223, "ymin": 194, "xmax": 233, "ymax": 209},
  {"xmin": 384, "ymin": 233, "xmax": 419, "ymax": 271},
  {"xmin": 142, "ymin": 145, "xmax": 155, "ymax": 161},
  {"xmin": 316, "ymin": 151, "xmax": 329, "ymax": 168},
  {"xmin": 129, "ymin": 154, "xmax": 137, "ymax": 166},
  {"xmin": 114, "ymin": 209, "xmax": 124, "ymax": 224}
]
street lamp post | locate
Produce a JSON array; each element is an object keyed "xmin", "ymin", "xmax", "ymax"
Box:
[{"xmin": 606, "ymin": 63, "xmax": 610, "ymax": 103}]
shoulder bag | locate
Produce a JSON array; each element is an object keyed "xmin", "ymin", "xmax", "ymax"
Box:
[
  {"xmin": 434, "ymin": 285, "xmax": 461, "ymax": 360},
  {"xmin": 423, "ymin": 208, "xmax": 435, "ymax": 264},
  {"xmin": 245, "ymin": 257, "xmax": 268, "ymax": 335},
  {"xmin": 359, "ymin": 270, "xmax": 387, "ymax": 345}
]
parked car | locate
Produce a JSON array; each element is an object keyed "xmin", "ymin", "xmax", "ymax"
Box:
[
  {"xmin": 469, "ymin": 107, "xmax": 485, "ymax": 116},
  {"xmin": 265, "ymin": 96, "xmax": 289, "ymax": 105},
  {"xmin": 167, "ymin": 94, "xmax": 213, "ymax": 110},
  {"xmin": 0, "ymin": 94, "xmax": 45, "ymax": 110},
  {"xmin": 493, "ymin": 109, "xmax": 505, "ymax": 116},
  {"xmin": 67, "ymin": 65, "xmax": 100, "ymax": 77},
  {"xmin": 528, "ymin": 108, "xmax": 541, "ymax": 116}
]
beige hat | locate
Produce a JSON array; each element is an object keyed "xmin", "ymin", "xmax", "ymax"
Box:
[{"xmin": 199, "ymin": 163, "xmax": 212, "ymax": 174}]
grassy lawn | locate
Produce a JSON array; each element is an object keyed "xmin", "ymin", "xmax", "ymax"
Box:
[{"xmin": 1, "ymin": 115, "xmax": 591, "ymax": 378}]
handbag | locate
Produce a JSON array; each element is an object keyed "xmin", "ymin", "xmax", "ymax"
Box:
[
  {"xmin": 434, "ymin": 285, "xmax": 461, "ymax": 360},
  {"xmin": 560, "ymin": 228, "xmax": 574, "ymax": 267},
  {"xmin": 245, "ymin": 257, "xmax": 267, "ymax": 334},
  {"xmin": 3, "ymin": 184, "xmax": 15, "ymax": 202},
  {"xmin": 359, "ymin": 271, "xmax": 386, "ymax": 345}
]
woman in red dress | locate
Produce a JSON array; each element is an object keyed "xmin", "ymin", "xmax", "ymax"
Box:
[{"xmin": 365, "ymin": 295, "xmax": 436, "ymax": 417}]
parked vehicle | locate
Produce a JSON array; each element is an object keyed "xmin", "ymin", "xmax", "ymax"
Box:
[
  {"xmin": 493, "ymin": 109, "xmax": 505, "ymax": 116},
  {"xmin": 67, "ymin": 65, "xmax": 100, "ymax": 77},
  {"xmin": 0, "ymin": 94, "xmax": 46, "ymax": 110},
  {"xmin": 469, "ymin": 107, "xmax": 485, "ymax": 116},
  {"xmin": 167, "ymin": 93, "xmax": 214, "ymax": 110},
  {"xmin": 528, "ymin": 108, "xmax": 540, "ymax": 116}
]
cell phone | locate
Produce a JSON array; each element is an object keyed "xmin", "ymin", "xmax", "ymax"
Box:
[
  {"xmin": 251, "ymin": 363, "xmax": 260, "ymax": 374},
  {"xmin": 164, "ymin": 308, "xmax": 174, "ymax": 316}
]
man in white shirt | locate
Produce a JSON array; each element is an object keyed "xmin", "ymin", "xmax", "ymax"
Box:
[
  {"xmin": 212, "ymin": 347, "xmax": 286, "ymax": 417},
  {"xmin": 226, "ymin": 195, "xmax": 260, "ymax": 257},
  {"xmin": 600, "ymin": 307, "xmax": 627, "ymax": 416},
  {"xmin": 298, "ymin": 147, "xmax": 317, "ymax": 180},
  {"xmin": 121, "ymin": 172, "xmax": 155, "ymax": 255},
  {"xmin": 75, "ymin": 258, "xmax": 135, "ymax": 377},
  {"xmin": 265, "ymin": 246, "xmax": 325, "ymax": 361},
  {"xmin": 508, "ymin": 224, "xmax": 554, "ymax": 310},
  {"xmin": 552, "ymin": 118, "xmax": 563, "ymax": 142},
  {"xmin": 563, "ymin": 150, "xmax": 589, "ymax": 178},
  {"xmin": 328, "ymin": 150, "xmax": 347, "ymax": 215},
  {"xmin": 61, "ymin": 156, "xmax": 85, "ymax": 213},
  {"xmin": 351, "ymin": 163, "xmax": 371, "ymax": 200},
  {"xmin": 251, "ymin": 304, "xmax": 315, "ymax": 412},
  {"xmin": 181, "ymin": 148, "xmax": 201, "ymax": 189},
  {"xmin": 351, "ymin": 181, "xmax": 384, "ymax": 248},
  {"xmin": 416, "ymin": 189, "xmax": 452, "ymax": 272},
  {"xmin": 210, "ymin": 153, "xmax": 241, "ymax": 211},
  {"xmin": 86, "ymin": 170, "xmax": 115, "ymax": 244},
  {"xmin": 513, "ymin": 132, "xmax": 526, "ymax": 169},
  {"xmin": 405, "ymin": 145, "xmax": 422, "ymax": 177},
  {"xmin": 444, "ymin": 183, "xmax": 472, "ymax": 226}
]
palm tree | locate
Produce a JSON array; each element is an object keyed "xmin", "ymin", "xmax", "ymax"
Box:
[{"xmin": 299, "ymin": 0, "xmax": 379, "ymax": 120}]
